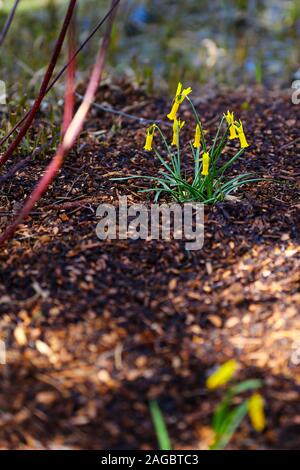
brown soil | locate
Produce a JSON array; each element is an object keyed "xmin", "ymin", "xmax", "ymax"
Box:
[{"xmin": 0, "ymin": 82, "xmax": 299, "ymax": 450}]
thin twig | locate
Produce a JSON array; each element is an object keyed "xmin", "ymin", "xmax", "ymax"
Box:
[
  {"xmin": 75, "ymin": 92, "xmax": 173, "ymax": 127},
  {"xmin": 62, "ymin": 7, "xmax": 77, "ymax": 136},
  {"xmin": 0, "ymin": 0, "xmax": 20, "ymax": 47},
  {"xmin": 76, "ymin": 94, "xmax": 220, "ymax": 129},
  {"xmin": 279, "ymin": 137, "xmax": 300, "ymax": 151}
]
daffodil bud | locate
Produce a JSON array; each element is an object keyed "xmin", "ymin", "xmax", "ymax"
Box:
[
  {"xmin": 206, "ymin": 360, "xmax": 238, "ymax": 390},
  {"xmin": 248, "ymin": 393, "xmax": 265, "ymax": 432},
  {"xmin": 201, "ymin": 152, "xmax": 210, "ymax": 176},
  {"xmin": 193, "ymin": 124, "xmax": 201, "ymax": 148}
]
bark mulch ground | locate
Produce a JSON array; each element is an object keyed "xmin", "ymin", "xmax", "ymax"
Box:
[{"xmin": 0, "ymin": 82, "xmax": 299, "ymax": 450}]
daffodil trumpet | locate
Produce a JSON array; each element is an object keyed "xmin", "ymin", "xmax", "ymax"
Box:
[
  {"xmin": 193, "ymin": 124, "xmax": 201, "ymax": 149},
  {"xmin": 234, "ymin": 119, "xmax": 249, "ymax": 149},
  {"xmin": 225, "ymin": 110, "xmax": 238, "ymax": 140},
  {"xmin": 167, "ymin": 82, "xmax": 192, "ymax": 121},
  {"xmin": 144, "ymin": 124, "xmax": 156, "ymax": 151}
]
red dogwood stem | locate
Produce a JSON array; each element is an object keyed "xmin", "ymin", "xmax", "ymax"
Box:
[
  {"xmin": 0, "ymin": 0, "xmax": 77, "ymax": 168},
  {"xmin": 0, "ymin": 0, "xmax": 120, "ymax": 246},
  {"xmin": 0, "ymin": 0, "xmax": 121, "ymax": 149}
]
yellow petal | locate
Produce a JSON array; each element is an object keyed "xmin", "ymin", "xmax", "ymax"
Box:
[
  {"xmin": 178, "ymin": 86, "xmax": 192, "ymax": 103},
  {"xmin": 206, "ymin": 359, "xmax": 238, "ymax": 389},
  {"xmin": 225, "ymin": 110, "xmax": 234, "ymax": 126},
  {"xmin": 175, "ymin": 82, "xmax": 182, "ymax": 97},
  {"xmin": 248, "ymin": 393, "xmax": 265, "ymax": 432},
  {"xmin": 167, "ymin": 83, "xmax": 191, "ymax": 119}
]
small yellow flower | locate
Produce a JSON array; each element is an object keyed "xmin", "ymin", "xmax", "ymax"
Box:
[
  {"xmin": 144, "ymin": 124, "xmax": 156, "ymax": 151},
  {"xmin": 193, "ymin": 124, "xmax": 201, "ymax": 148},
  {"xmin": 248, "ymin": 393, "xmax": 265, "ymax": 432},
  {"xmin": 201, "ymin": 152, "xmax": 210, "ymax": 176},
  {"xmin": 167, "ymin": 82, "xmax": 192, "ymax": 121},
  {"xmin": 206, "ymin": 360, "xmax": 238, "ymax": 390},
  {"xmin": 172, "ymin": 118, "xmax": 185, "ymax": 146},
  {"xmin": 234, "ymin": 119, "xmax": 249, "ymax": 148},
  {"xmin": 225, "ymin": 110, "xmax": 238, "ymax": 140}
]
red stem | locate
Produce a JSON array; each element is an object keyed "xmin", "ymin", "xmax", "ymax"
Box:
[
  {"xmin": 0, "ymin": 1, "xmax": 122, "ymax": 149},
  {"xmin": 0, "ymin": 0, "xmax": 77, "ymax": 168},
  {"xmin": 0, "ymin": 0, "xmax": 120, "ymax": 246}
]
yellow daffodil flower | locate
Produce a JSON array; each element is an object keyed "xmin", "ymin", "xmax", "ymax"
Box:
[
  {"xmin": 248, "ymin": 393, "xmax": 265, "ymax": 432},
  {"xmin": 193, "ymin": 124, "xmax": 201, "ymax": 148},
  {"xmin": 201, "ymin": 152, "xmax": 210, "ymax": 176},
  {"xmin": 144, "ymin": 124, "xmax": 156, "ymax": 151},
  {"xmin": 167, "ymin": 82, "xmax": 192, "ymax": 121},
  {"xmin": 234, "ymin": 119, "xmax": 249, "ymax": 148},
  {"xmin": 172, "ymin": 118, "xmax": 185, "ymax": 146},
  {"xmin": 225, "ymin": 110, "xmax": 238, "ymax": 140},
  {"xmin": 206, "ymin": 359, "xmax": 238, "ymax": 390}
]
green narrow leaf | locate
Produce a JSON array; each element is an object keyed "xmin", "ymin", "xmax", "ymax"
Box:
[
  {"xmin": 217, "ymin": 148, "xmax": 245, "ymax": 175},
  {"xmin": 210, "ymin": 115, "xmax": 226, "ymax": 160},
  {"xmin": 229, "ymin": 379, "xmax": 263, "ymax": 396},
  {"xmin": 210, "ymin": 400, "xmax": 249, "ymax": 450},
  {"xmin": 149, "ymin": 400, "xmax": 172, "ymax": 451},
  {"xmin": 212, "ymin": 395, "xmax": 231, "ymax": 434}
]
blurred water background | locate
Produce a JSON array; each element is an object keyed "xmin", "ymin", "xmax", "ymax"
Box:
[{"xmin": 0, "ymin": 0, "xmax": 299, "ymax": 95}]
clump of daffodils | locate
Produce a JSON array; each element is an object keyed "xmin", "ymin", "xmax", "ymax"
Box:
[
  {"xmin": 207, "ymin": 360, "xmax": 265, "ymax": 450},
  {"xmin": 117, "ymin": 82, "xmax": 264, "ymax": 203}
]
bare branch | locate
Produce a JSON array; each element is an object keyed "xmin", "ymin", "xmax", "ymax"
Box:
[{"xmin": 0, "ymin": 0, "xmax": 20, "ymax": 47}]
